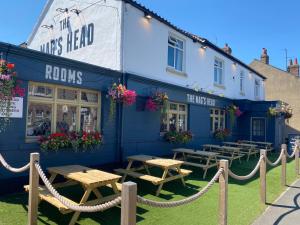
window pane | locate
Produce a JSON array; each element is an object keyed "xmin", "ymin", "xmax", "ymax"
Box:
[
  {"xmin": 81, "ymin": 92, "xmax": 98, "ymax": 103},
  {"xmin": 177, "ymin": 40, "xmax": 183, "ymax": 49},
  {"xmin": 179, "ymin": 105, "xmax": 186, "ymax": 112},
  {"xmin": 169, "ymin": 113, "xmax": 177, "ymax": 131},
  {"xmin": 160, "ymin": 113, "xmax": 168, "ymax": 132},
  {"xmin": 168, "ymin": 46, "xmax": 175, "ymax": 67},
  {"xmin": 57, "ymin": 88, "xmax": 78, "ymax": 101},
  {"xmin": 175, "ymin": 49, "xmax": 183, "ymax": 71},
  {"xmin": 170, "ymin": 103, "xmax": 177, "ymax": 111},
  {"xmin": 27, "ymin": 103, "xmax": 52, "ymax": 136},
  {"xmin": 210, "ymin": 117, "xmax": 213, "ymax": 132},
  {"xmin": 56, "ymin": 105, "xmax": 77, "ymax": 133},
  {"xmin": 178, "ymin": 114, "xmax": 186, "ymax": 132},
  {"xmin": 29, "ymin": 85, "xmax": 53, "ymax": 98},
  {"xmin": 80, "ymin": 107, "xmax": 98, "ymax": 132},
  {"xmin": 214, "ymin": 68, "xmax": 218, "ymax": 83}
]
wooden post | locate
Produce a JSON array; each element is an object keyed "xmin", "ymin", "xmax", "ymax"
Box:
[
  {"xmin": 28, "ymin": 153, "xmax": 40, "ymax": 225},
  {"xmin": 295, "ymin": 141, "xmax": 299, "ymax": 176},
  {"xmin": 219, "ymin": 160, "xmax": 228, "ymax": 225},
  {"xmin": 260, "ymin": 150, "xmax": 267, "ymax": 204},
  {"xmin": 281, "ymin": 144, "xmax": 287, "ymax": 186},
  {"xmin": 121, "ymin": 182, "xmax": 137, "ymax": 225}
]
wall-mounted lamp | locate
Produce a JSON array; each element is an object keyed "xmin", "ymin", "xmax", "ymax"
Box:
[
  {"xmin": 144, "ymin": 12, "xmax": 152, "ymax": 20},
  {"xmin": 56, "ymin": 8, "xmax": 69, "ymax": 13},
  {"xmin": 71, "ymin": 8, "xmax": 82, "ymax": 15},
  {"xmin": 232, "ymin": 62, "xmax": 237, "ymax": 66},
  {"xmin": 41, "ymin": 24, "xmax": 53, "ymax": 29},
  {"xmin": 200, "ymin": 45, "xmax": 207, "ymax": 50}
]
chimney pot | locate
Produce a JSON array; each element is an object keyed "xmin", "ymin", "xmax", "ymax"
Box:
[
  {"xmin": 288, "ymin": 58, "xmax": 299, "ymax": 76},
  {"xmin": 295, "ymin": 58, "xmax": 298, "ymax": 65},
  {"xmin": 261, "ymin": 48, "xmax": 269, "ymax": 64},
  {"xmin": 222, "ymin": 43, "xmax": 232, "ymax": 55}
]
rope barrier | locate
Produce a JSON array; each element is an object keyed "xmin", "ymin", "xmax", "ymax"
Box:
[
  {"xmin": 266, "ymin": 148, "xmax": 284, "ymax": 167},
  {"xmin": 136, "ymin": 168, "xmax": 223, "ymax": 208},
  {"xmin": 228, "ymin": 155, "xmax": 264, "ymax": 181},
  {"xmin": 34, "ymin": 162, "xmax": 121, "ymax": 212},
  {"xmin": 0, "ymin": 153, "xmax": 30, "ymax": 173},
  {"xmin": 286, "ymin": 146, "xmax": 298, "ymax": 159}
]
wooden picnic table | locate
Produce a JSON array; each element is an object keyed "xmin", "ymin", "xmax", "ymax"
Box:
[
  {"xmin": 223, "ymin": 142, "xmax": 258, "ymax": 160},
  {"xmin": 202, "ymin": 144, "xmax": 244, "ymax": 166},
  {"xmin": 172, "ymin": 148, "xmax": 219, "ymax": 179},
  {"xmin": 115, "ymin": 155, "xmax": 192, "ymax": 196},
  {"xmin": 240, "ymin": 140, "xmax": 273, "ymax": 151},
  {"xmin": 26, "ymin": 165, "xmax": 121, "ymax": 225}
]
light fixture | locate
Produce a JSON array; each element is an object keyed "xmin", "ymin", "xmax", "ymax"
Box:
[
  {"xmin": 71, "ymin": 8, "xmax": 82, "ymax": 15},
  {"xmin": 144, "ymin": 12, "xmax": 152, "ymax": 20},
  {"xmin": 41, "ymin": 24, "xmax": 53, "ymax": 29},
  {"xmin": 56, "ymin": 8, "xmax": 69, "ymax": 13},
  {"xmin": 232, "ymin": 62, "xmax": 237, "ymax": 66},
  {"xmin": 200, "ymin": 45, "xmax": 207, "ymax": 50}
]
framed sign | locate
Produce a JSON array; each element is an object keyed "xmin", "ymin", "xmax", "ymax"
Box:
[{"xmin": 0, "ymin": 97, "xmax": 23, "ymax": 118}]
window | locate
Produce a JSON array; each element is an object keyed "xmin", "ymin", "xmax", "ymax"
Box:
[
  {"xmin": 168, "ymin": 35, "xmax": 184, "ymax": 72},
  {"xmin": 26, "ymin": 83, "xmax": 100, "ymax": 138},
  {"xmin": 214, "ymin": 58, "xmax": 224, "ymax": 85},
  {"xmin": 254, "ymin": 79, "xmax": 260, "ymax": 98},
  {"xmin": 240, "ymin": 71, "xmax": 245, "ymax": 93},
  {"xmin": 210, "ymin": 109, "xmax": 226, "ymax": 132},
  {"xmin": 160, "ymin": 102, "xmax": 187, "ymax": 132},
  {"xmin": 252, "ymin": 118, "xmax": 265, "ymax": 137}
]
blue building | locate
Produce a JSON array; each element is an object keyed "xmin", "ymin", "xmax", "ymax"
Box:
[{"xmin": 0, "ymin": 42, "xmax": 282, "ymax": 194}]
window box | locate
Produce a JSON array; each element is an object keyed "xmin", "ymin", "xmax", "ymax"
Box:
[
  {"xmin": 166, "ymin": 66, "xmax": 188, "ymax": 77},
  {"xmin": 213, "ymin": 83, "xmax": 226, "ymax": 89}
]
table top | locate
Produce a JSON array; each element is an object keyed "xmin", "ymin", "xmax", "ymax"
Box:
[
  {"xmin": 223, "ymin": 142, "xmax": 257, "ymax": 148},
  {"xmin": 203, "ymin": 144, "xmax": 222, "ymax": 149},
  {"xmin": 48, "ymin": 165, "xmax": 121, "ymax": 187},
  {"xmin": 173, "ymin": 148, "xmax": 219, "ymax": 157},
  {"xmin": 240, "ymin": 140, "xmax": 272, "ymax": 146},
  {"xmin": 127, "ymin": 155, "xmax": 184, "ymax": 168}
]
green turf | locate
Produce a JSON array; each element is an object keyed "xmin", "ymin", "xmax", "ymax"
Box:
[{"xmin": 0, "ymin": 154, "xmax": 297, "ymax": 225}]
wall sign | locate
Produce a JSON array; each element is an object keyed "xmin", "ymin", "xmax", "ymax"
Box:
[
  {"xmin": 45, "ymin": 64, "xmax": 83, "ymax": 84},
  {"xmin": 0, "ymin": 97, "xmax": 23, "ymax": 118},
  {"xmin": 187, "ymin": 94, "xmax": 216, "ymax": 107}
]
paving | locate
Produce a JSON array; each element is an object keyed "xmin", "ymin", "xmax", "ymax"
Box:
[{"xmin": 252, "ymin": 179, "xmax": 300, "ymax": 225}]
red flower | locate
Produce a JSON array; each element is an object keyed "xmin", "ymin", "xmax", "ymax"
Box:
[{"xmin": 7, "ymin": 63, "xmax": 15, "ymax": 69}]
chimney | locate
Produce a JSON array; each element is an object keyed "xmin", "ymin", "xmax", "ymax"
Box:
[
  {"xmin": 288, "ymin": 58, "xmax": 299, "ymax": 76},
  {"xmin": 222, "ymin": 43, "xmax": 232, "ymax": 55},
  {"xmin": 261, "ymin": 48, "xmax": 269, "ymax": 64},
  {"xmin": 19, "ymin": 42, "xmax": 28, "ymax": 48}
]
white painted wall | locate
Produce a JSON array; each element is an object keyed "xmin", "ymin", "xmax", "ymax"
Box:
[
  {"xmin": 28, "ymin": 0, "xmax": 122, "ymax": 70},
  {"xmin": 123, "ymin": 3, "xmax": 265, "ymax": 101}
]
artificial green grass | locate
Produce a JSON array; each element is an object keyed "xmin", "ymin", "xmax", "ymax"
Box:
[{"xmin": 0, "ymin": 154, "xmax": 297, "ymax": 225}]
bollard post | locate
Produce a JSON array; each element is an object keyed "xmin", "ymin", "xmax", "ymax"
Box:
[
  {"xmin": 295, "ymin": 141, "xmax": 299, "ymax": 176},
  {"xmin": 260, "ymin": 150, "xmax": 267, "ymax": 204},
  {"xmin": 28, "ymin": 153, "xmax": 40, "ymax": 225},
  {"xmin": 281, "ymin": 144, "xmax": 287, "ymax": 186},
  {"xmin": 219, "ymin": 160, "xmax": 228, "ymax": 225},
  {"xmin": 121, "ymin": 182, "xmax": 137, "ymax": 225}
]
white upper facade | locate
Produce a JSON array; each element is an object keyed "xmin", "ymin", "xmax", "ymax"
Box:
[{"xmin": 28, "ymin": 0, "xmax": 265, "ymax": 101}]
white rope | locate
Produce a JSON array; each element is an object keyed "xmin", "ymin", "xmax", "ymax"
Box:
[
  {"xmin": 228, "ymin": 155, "xmax": 264, "ymax": 181},
  {"xmin": 0, "ymin": 153, "xmax": 30, "ymax": 173},
  {"xmin": 137, "ymin": 168, "xmax": 223, "ymax": 208},
  {"xmin": 35, "ymin": 163, "xmax": 121, "ymax": 212},
  {"xmin": 266, "ymin": 148, "xmax": 285, "ymax": 166},
  {"xmin": 287, "ymin": 149, "xmax": 296, "ymax": 159}
]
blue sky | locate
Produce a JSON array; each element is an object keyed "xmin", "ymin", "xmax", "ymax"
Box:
[{"xmin": 0, "ymin": 0, "xmax": 299, "ymax": 70}]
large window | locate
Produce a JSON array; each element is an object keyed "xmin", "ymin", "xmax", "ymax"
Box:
[
  {"xmin": 214, "ymin": 58, "xmax": 224, "ymax": 85},
  {"xmin": 26, "ymin": 83, "xmax": 100, "ymax": 139},
  {"xmin": 168, "ymin": 35, "xmax": 184, "ymax": 72},
  {"xmin": 160, "ymin": 102, "xmax": 187, "ymax": 132},
  {"xmin": 254, "ymin": 79, "xmax": 260, "ymax": 98},
  {"xmin": 210, "ymin": 109, "xmax": 225, "ymax": 132},
  {"xmin": 240, "ymin": 71, "xmax": 245, "ymax": 93}
]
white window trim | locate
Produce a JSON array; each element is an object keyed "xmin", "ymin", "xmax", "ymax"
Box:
[
  {"xmin": 167, "ymin": 33, "xmax": 186, "ymax": 73},
  {"xmin": 240, "ymin": 71, "xmax": 245, "ymax": 94},
  {"xmin": 210, "ymin": 108, "xmax": 226, "ymax": 132},
  {"xmin": 214, "ymin": 57, "xmax": 225, "ymax": 87},
  {"xmin": 254, "ymin": 79, "xmax": 260, "ymax": 99},
  {"xmin": 26, "ymin": 82, "xmax": 101, "ymax": 142}
]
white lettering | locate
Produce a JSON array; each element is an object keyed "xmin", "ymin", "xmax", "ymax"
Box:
[
  {"xmin": 53, "ymin": 67, "xmax": 60, "ymax": 80},
  {"xmin": 45, "ymin": 65, "xmax": 52, "ymax": 79},
  {"xmin": 77, "ymin": 71, "xmax": 82, "ymax": 84},
  {"xmin": 45, "ymin": 65, "xmax": 84, "ymax": 84}
]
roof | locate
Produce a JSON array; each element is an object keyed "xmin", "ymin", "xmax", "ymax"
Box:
[
  {"xmin": 250, "ymin": 59, "xmax": 294, "ymax": 77},
  {"xmin": 27, "ymin": 0, "xmax": 266, "ymax": 80}
]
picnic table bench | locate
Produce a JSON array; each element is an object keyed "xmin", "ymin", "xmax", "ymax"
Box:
[
  {"xmin": 202, "ymin": 144, "xmax": 245, "ymax": 166},
  {"xmin": 223, "ymin": 142, "xmax": 258, "ymax": 160},
  {"xmin": 25, "ymin": 165, "xmax": 121, "ymax": 225},
  {"xmin": 115, "ymin": 155, "xmax": 192, "ymax": 196},
  {"xmin": 172, "ymin": 148, "xmax": 219, "ymax": 179},
  {"xmin": 240, "ymin": 140, "xmax": 273, "ymax": 151}
]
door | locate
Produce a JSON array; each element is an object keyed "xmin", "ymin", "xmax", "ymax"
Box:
[{"xmin": 251, "ymin": 117, "xmax": 266, "ymax": 142}]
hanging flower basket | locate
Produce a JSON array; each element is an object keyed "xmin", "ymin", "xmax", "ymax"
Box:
[
  {"xmin": 39, "ymin": 131, "xmax": 103, "ymax": 151},
  {"xmin": 0, "ymin": 60, "xmax": 25, "ymax": 132},
  {"xmin": 107, "ymin": 83, "xmax": 137, "ymax": 119},
  {"xmin": 145, "ymin": 91, "xmax": 168, "ymax": 112},
  {"xmin": 226, "ymin": 104, "xmax": 243, "ymax": 127},
  {"xmin": 267, "ymin": 103, "xmax": 293, "ymax": 121},
  {"xmin": 164, "ymin": 130, "xmax": 193, "ymax": 144},
  {"xmin": 214, "ymin": 128, "xmax": 231, "ymax": 141}
]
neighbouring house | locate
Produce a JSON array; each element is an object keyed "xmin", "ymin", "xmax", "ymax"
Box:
[
  {"xmin": 250, "ymin": 49, "xmax": 300, "ymax": 147},
  {"xmin": 0, "ymin": 0, "xmax": 285, "ymax": 193}
]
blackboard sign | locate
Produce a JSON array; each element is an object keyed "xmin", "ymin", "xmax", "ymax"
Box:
[{"xmin": 288, "ymin": 134, "xmax": 300, "ymax": 154}]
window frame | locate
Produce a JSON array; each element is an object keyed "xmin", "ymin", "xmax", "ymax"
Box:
[
  {"xmin": 160, "ymin": 101, "xmax": 188, "ymax": 133},
  {"xmin": 167, "ymin": 34, "xmax": 185, "ymax": 72},
  {"xmin": 210, "ymin": 108, "xmax": 226, "ymax": 132},
  {"xmin": 254, "ymin": 79, "xmax": 260, "ymax": 99},
  {"xmin": 240, "ymin": 71, "xmax": 245, "ymax": 94},
  {"xmin": 214, "ymin": 57, "xmax": 224, "ymax": 86},
  {"xmin": 26, "ymin": 82, "xmax": 101, "ymax": 142}
]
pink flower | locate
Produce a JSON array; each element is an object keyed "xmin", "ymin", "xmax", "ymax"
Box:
[
  {"xmin": 235, "ymin": 108, "xmax": 243, "ymax": 117},
  {"xmin": 123, "ymin": 90, "xmax": 137, "ymax": 105},
  {"xmin": 145, "ymin": 98, "xmax": 158, "ymax": 111},
  {"xmin": 0, "ymin": 74, "xmax": 11, "ymax": 80}
]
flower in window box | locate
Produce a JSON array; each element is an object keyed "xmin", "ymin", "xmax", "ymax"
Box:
[
  {"xmin": 164, "ymin": 130, "xmax": 193, "ymax": 144},
  {"xmin": 145, "ymin": 91, "xmax": 169, "ymax": 112},
  {"xmin": 214, "ymin": 128, "xmax": 231, "ymax": 141}
]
